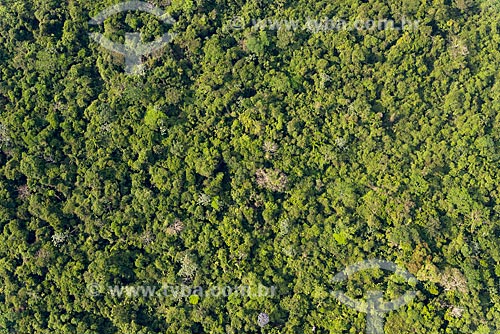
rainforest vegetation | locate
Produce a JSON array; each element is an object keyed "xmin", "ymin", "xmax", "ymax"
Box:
[{"xmin": 0, "ymin": 0, "xmax": 499, "ymax": 333}]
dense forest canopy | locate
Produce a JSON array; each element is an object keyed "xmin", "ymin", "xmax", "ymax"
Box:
[{"xmin": 0, "ymin": 0, "xmax": 499, "ymax": 333}]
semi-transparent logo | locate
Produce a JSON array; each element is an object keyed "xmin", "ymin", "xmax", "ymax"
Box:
[
  {"xmin": 331, "ymin": 259, "xmax": 418, "ymax": 334},
  {"xmin": 88, "ymin": 1, "xmax": 175, "ymax": 75}
]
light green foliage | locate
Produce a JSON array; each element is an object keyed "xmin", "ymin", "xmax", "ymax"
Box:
[{"xmin": 0, "ymin": 0, "xmax": 499, "ymax": 333}]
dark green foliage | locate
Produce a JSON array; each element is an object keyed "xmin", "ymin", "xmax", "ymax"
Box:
[{"xmin": 0, "ymin": 0, "xmax": 499, "ymax": 333}]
